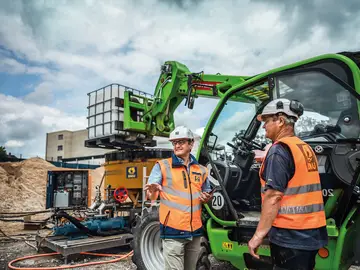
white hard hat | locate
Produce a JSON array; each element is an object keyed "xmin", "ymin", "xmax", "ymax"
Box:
[
  {"xmin": 169, "ymin": 126, "xmax": 194, "ymax": 141},
  {"xmin": 257, "ymin": 98, "xmax": 304, "ymax": 121}
]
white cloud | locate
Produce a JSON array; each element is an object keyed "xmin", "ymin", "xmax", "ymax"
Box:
[
  {"xmin": 0, "ymin": 14, "xmax": 42, "ymax": 61},
  {"xmin": 4, "ymin": 140, "xmax": 24, "ymax": 148},
  {"xmin": 0, "ymin": 93, "xmax": 87, "ymax": 157},
  {"xmin": 211, "ymin": 107, "xmax": 256, "ymax": 152},
  {"xmin": 0, "ymin": 0, "xmax": 359, "ymax": 158},
  {"xmin": 153, "ymin": 98, "xmax": 218, "ymax": 150},
  {"xmin": 23, "ymin": 82, "xmax": 54, "ymax": 105},
  {"xmin": 194, "ymin": 127, "xmax": 205, "ymax": 137}
]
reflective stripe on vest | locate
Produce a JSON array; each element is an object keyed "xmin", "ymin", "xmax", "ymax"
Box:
[
  {"xmin": 158, "ymin": 158, "xmax": 208, "ymax": 232},
  {"xmin": 259, "ymin": 136, "xmax": 326, "ymax": 230}
]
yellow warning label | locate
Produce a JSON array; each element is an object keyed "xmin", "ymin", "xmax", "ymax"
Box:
[
  {"xmin": 126, "ymin": 166, "xmax": 137, "ymax": 178},
  {"xmin": 222, "ymin": 242, "xmax": 233, "ymax": 250}
]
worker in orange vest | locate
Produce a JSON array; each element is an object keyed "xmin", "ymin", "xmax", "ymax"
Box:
[
  {"xmin": 145, "ymin": 125, "xmax": 213, "ymax": 270},
  {"xmin": 248, "ymin": 98, "xmax": 328, "ymax": 269}
]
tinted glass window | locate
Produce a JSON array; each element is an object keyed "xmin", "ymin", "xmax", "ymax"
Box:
[{"xmin": 274, "ymin": 70, "xmax": 359, "ymax": 140}]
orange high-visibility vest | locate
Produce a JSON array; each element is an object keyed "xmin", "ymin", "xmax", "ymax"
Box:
[
  {"xmin": 157, "ymin": 157, "xmax": 208, "ymax": 233},
  {"xmin": 259, "ymin": 136, "xmax": 326, "ymax": 229}
]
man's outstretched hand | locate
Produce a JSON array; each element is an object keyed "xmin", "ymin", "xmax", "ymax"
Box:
[
  {"xmin": 144, "ymin": 183, "xmax": 162, "ymax": 193},
  {"xmin": 144, "ymin": 183, "xmax": 162, "ymax": 200}
]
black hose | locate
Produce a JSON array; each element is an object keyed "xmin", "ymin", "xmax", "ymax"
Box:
[
  {"xmin": 0, "ymin": 218, "xmax": 24, "ymax": 222},
  {"xmin": 0, "ymin": 207, "xmax": 87, "ymax": 217},
  {"xmin": 0, "ymin": 214, "xmax": 54, "ymax": 225},
  {"xmin": 0, "ymin": 210, "xmax": 52, "ymax": 215},
  {"xmin": 55, "ymin": 211, "xmax": 130, "ymax": 236}
]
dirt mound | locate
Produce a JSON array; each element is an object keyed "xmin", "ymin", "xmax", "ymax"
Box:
[
  {"xmin": 20, "ymin": 157, "xmax": 56, "ymax": 169},
  {"xmin": 0, "ymin": 158, "xmax": 56, "ymax": 213}
]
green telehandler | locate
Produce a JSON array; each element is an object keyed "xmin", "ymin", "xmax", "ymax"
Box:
[{"xmin": 112, "ymin": 51, "xmax": 360, "ymax": 269}]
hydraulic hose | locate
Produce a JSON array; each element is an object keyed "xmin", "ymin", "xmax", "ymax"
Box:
[{"xmin": 8, "ymin": 250, "xmax": 134, "ymax": 270}]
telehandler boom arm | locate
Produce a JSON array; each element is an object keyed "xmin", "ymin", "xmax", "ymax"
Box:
[{"xmin": 123, "ymin": 61, "xmax": 249, "ymax": 137}]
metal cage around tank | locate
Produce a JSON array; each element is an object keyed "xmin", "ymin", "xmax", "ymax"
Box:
[{"xmin": 85, "ymin": 83, "xmax": 156, "ymax": 149}]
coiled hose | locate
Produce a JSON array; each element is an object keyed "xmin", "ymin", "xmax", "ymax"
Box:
[{"xmin": 8, "ymin": 250, "xmax": 134, "ymax": 270}]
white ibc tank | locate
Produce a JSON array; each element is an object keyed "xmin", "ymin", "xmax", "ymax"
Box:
[{"xmin": 87, "ymin": 84, "xmax": 127, "ymax": 139}]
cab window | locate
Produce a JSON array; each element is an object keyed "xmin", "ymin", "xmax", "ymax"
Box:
[{"xmin": 273, "ymin": 70, "xmax": 360, "ymax": 141}]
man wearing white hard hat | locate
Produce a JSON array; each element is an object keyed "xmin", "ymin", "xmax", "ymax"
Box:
[
  {"xmin": 248, "ymin": 99, "xmax": 328, "ymax": 269},
  {"xmin": 145, "ymin": 125, "xmax": 213, "ymax": 270}
]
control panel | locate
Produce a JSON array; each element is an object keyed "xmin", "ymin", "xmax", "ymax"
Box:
[{"xmin": 46, "ymin": 170, "xmax": 90, "ymax": 209}]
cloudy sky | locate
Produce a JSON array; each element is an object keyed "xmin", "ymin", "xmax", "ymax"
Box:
[{"xmin": 0, "ymin": 0, "xmax": 359, "ymax": 158}]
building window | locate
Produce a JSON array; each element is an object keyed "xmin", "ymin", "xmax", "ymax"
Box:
[
  {"xmin": 57, "ymin": 156, "xmax": 62, "ymax": 161},
  {"xmin": 58, "ymin": 134, "xmax": 63, "ymax": 140},
  {"xmin": 58, "ymin": 145, "xmax": 63, "ymax": 151}
]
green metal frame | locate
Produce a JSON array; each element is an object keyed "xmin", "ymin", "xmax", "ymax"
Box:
[{"xmin": 198, "ymin": 54, "xmax": 360, "ymax": 270}]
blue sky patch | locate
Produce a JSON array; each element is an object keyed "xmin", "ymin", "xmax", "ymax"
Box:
[{"xmin": 0, "ymin": 73, "xmax": 41, "ymax": 97}]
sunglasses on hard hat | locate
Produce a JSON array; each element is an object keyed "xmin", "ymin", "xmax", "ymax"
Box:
[
  {"xmin": 289, "ymin": 100, "xmax": 304, "ymax": 116},
  {"xmin": 276, "ymin": 99, "xmax": 304, "ymax": 117}
]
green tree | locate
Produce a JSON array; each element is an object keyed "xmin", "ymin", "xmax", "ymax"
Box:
[{"xmin": 0, "ymin": 146, "xmax": 7, "ymax": 161}]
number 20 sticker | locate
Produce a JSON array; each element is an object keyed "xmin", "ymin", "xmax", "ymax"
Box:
[{"xmin": 212, "ymin": 192, "xmax": 225, "ymax": 210}]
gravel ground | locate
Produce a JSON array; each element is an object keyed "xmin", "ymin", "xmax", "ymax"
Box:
[
  {"xmin": 1, "ymin": 238, "xmax": 359, "ymax": 270},
  {"xmin": 0, "ymin": 240, "xmax": 136, "ymax": 269},
  {"xmin": 0, "ymin": 239, "xmax": 236, "ymax": 270}
]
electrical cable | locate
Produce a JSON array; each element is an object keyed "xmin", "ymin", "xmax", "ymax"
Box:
[
  {"xmin": 0, "ymin": 228, "xmax": 37, "ymax": 245},
  {"xmin": 35, "ymin": 231, "xmax": 54, "ymax": 252},
  {"xmin": 0, "ymin": 229, "xmax": 29, "ymax": 241}
]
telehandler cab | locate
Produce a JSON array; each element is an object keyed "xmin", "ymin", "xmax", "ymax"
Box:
[{"xmin": 105, "ymin": 52, "xmax": 360, "ymax": 270}]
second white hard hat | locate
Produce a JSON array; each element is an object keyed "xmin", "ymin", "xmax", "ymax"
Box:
[
  {"xmin": 257, "ymin": 98, "xmax": 304, "ymax": 121},
  {"xmin": 169, "ymin": 126, "xmax": 194, "ymax": 141}
]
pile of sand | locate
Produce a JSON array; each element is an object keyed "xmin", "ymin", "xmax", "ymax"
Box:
[{"xmin": 0, "ymin": 157, "xmax": 57, "ymax": 213}]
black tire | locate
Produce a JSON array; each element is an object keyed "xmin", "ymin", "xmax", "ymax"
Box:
[
  {"xmin": 196, "ymin": 237, "xmax": 211, "ymax": 270},
  {"xmin": 131, "ymin": 205, "xmax": 211, "ymax": 270},
  {"xmin": 131, "ymin": 205, "xmax": 163, "ymax": 270}
]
